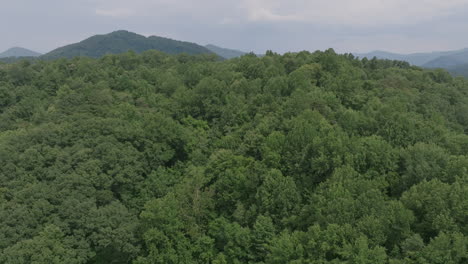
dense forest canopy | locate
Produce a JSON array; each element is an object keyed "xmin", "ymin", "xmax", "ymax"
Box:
[{"xmin": 0, "ymin": 50, "xmax": 467, "ymax": 263}]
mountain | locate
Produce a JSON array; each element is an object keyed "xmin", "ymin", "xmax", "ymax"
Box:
[
  {"xmin": 0, "ymin": 56, "xmax": 38, "ymax": 64},
  {"xmin": 357, "ymin": 48, "xmax": 468, "ymax": 79},
  {"xmin": 355, "ymin": 49, "xmax": 464, "ymax": 66},
  {"xmin": 42, "ymin": 30, "xmax": 215, "ymax": 59},
  {"xmin": 447, "ymin": 63, "xmax": 468, "ymax": 78},
  {"xmin": 423, "ymin": 49, "xmax": 468, "ymax": 68},
  {"xmin": 205, "ymin": 44, "xmax": 246, "ymax": 59},
  {"xmin": 355, "ymin": 50, "xmax": 407, "ymax": 61},
  {"xmin": 0, "ymin": 47, "xmax": 41, "ymax": 58}
]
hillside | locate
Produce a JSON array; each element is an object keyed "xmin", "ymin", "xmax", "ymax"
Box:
[
  {"xmin": 205, "ymin": 44, "xmax": 246, "ymax": 59},
  {"xmin": 41, "ymin": 30, "xmax": 215, "ymax": 59},
  {"xmin": 355, "ymin": 50, "xmax": 407, "ymax": 62},
  {"xmin": 356, "ymin": 49, "xmax": 463, "ymax": 66},
  {"xmin": 0, "ymin": 50, "xmax": 467, "ymax": 263},
  {"xmin": 0, "ymin": 56, "xmax": 38, "ymax": 64},
  {"xmin": 448, "ymin": 63, "xmax": 468, "ymax": 77},
  {"xmin": 423, "ymin": 49, "xmax": 468, "ymax": 68},
  {"xmin": 0, "ymin": 47, "xmax": 41, "ymax": 58}
]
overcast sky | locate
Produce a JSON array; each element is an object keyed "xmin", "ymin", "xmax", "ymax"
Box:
[{"xmin": 2, "ymin": 0, "xmax": 468, "ymax": 54}]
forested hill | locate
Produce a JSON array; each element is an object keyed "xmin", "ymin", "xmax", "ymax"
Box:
[
  {"xmin": 0, "ymin": 50, "xmax": 467, "ymax": 263},
  {"xmin": 205, "ymin": 44, "xmax": 247, "ymax": 59},
  {"xmin": 356, "ymin": 49, "xmax": 468, "ymax": 77},
  {"xmin": 449, "ymin": 63, "xmax": 468, "ymax": 78},
  {"xmin": 0, "ymin": 47, "xmax": 41, "ymax": 58},
  {"xmin": 423, "ymin": 49, "xmax": 468, "ymax": 69},
  {"xmin": 41, "ymin": 30, "xmax": 214, "ymax": 59},
  {"xmin": 356, "ymin": 49, "xmax": 467, "ymax": 67}
]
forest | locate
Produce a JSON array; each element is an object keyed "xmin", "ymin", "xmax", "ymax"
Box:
[
  {"xmin": 41, "ymin": 31, "xmax": 214, "ymax": 60},
  {"xmin": 0, "ymin": 50, "xmax": 467, "ymax": 263}
]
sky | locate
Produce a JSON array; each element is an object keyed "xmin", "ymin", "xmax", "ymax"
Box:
[{"xmin": 2, "ymin": 0, "xmax": 468, "ymax": 54}]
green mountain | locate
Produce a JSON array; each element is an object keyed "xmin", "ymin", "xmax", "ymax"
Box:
[
  {"xmin": 0, "ymin": 50, "xmax": 467, "ymax": 263},
  {"xmin": 356, "ymin": 49, "xmax": 464, "ymax": 66},
  {"xmin": 0, "ymin": 47, "xmax": 41, "ymax": 58},
  {"xmin": 205, "ymin": 44, "xmax": 246, "ymax": 59},
  {"xmin": 357, "ymin": 48, "xmax": 468, "ymax": 79},
  {"xmin": 447, "ymin": 63, "xmax": 468, "ymax": 78},
  {"xmin": 423, "ymin": 49, "xmax": 468, "ymax": 68},
  {"xmin": 355, "ymin": 50, "xmax": 406, "ymax": 61},
  {"xmin": 42, "ymin": 30, "xmax": 215, "ymax": 59},
  {"xmin": 0, "ymin": 56, "xmax": 38, "ymax": 64}
]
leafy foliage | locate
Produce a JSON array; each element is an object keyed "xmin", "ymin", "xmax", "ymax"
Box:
[{"xmin": 0, "ymin": 49, "xmax": 467, "ymax": 263}]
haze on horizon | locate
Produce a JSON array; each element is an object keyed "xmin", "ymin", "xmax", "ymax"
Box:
[{"xmin": 2, "ymin": 0, "xmax": 468, "ymax": 54}]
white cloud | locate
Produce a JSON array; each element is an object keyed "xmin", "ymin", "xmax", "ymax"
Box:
[
  {"xmin": 242, "ymin": 0, "xmax": 468, "ymax": 25},
  {"xmin": 247, "ymin": 8, "xmax": 303, "ymax": 22},
  {"xmin": 89, "ymin": 0, "xmax": 468, "ymax": 26},
  {"xmin": 2, "ymin": 0, "xmax": 468, "ymax": 53},
  {"xmin": 92, "ymin": 0, "xmax": 228, "ymax": 18},
  {"xmin": 95, "ymin": 8, "xmax": 135, "ymax": 17}
]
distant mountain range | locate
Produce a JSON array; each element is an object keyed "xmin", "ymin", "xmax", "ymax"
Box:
[
  {"xmin": 423, "ymin": 49, "xmax": 468, "ymax": 69},
  {"xmin": 1, "ymin": 31, "xmax": 467, "ymax": 77},
  {"xmin": 0, "ymin": 47, "xmax": 41, "ymax": 58},
  {"xmin": 447, "ymin": 63, "xmax": 468, "ymax": 77},
  {"xmin": 356, "ymin": 48, "xmax": 468, "ymax": 77},
  {"xmin": 205, "ymin": 44, "xmax": 246, "ymax": 59},
  {"xmin": 0, "ymin": 31, "xmax": 249, "ymax": 62},
  {"xmin": 355, "ymin": 49, "xmax": 466, "ymax": 67}
]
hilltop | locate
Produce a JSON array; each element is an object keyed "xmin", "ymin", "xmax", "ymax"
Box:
[
  {"xmin": 41, "ymin": 30, "xmax": 215, "ymax": 59},
  {"xmin": 0, "ymin": 47, "xmax": 41, "ymax": 58}
]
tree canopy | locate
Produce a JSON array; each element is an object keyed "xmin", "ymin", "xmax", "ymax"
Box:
[{"xmin": 0, "ymin": 49, "xmax": 467, "ymax": 263}]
